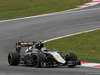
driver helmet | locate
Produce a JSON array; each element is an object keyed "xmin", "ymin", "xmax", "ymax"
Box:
[{"xmin": 35, "ymin": 41, "xmax": 44, "ymax": 50}]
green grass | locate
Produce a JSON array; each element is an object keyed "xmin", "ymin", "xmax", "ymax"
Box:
[
  {"xmin": 0, "ymin": 0, "xmax": 92, "ymax": 20},
  {"xmin": 44, "ymin": 29, "xmax": 100, "ymax": 63}
]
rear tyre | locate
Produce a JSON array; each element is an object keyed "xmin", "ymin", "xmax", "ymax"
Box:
[
  {"xmin": 8, "ymin": 52, "xmax": 19, "ymax": 66},
  {"xmin": 65, "ymin": 52, "xmax": 77, "ymax": 67},
  {"xmin": 33, "ymin": 53, "xmax": 46, "ymax": 68}
]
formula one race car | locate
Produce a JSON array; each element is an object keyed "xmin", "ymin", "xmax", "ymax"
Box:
[{"xmin": 8, "ymin": 41, "xmax": 81, "ymax": 68}]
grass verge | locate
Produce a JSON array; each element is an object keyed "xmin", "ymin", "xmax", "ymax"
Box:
[
  {"xmin": 44, "ymin": 29, "xmax": 100, "ymax": 63},
  {"xmin": 0, "ymin": 0, "xmax": 92, "ymax": 20}
]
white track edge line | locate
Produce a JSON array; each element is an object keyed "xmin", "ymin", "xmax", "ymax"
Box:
[
  {"xmin": 1, "ymin": 0, "xmax": 100, "ymax": 23},
  {"xmin": 0, "ymin": 7, "xmax": 84, "ymax": 23},
  {"xmin": 43, "ymin": 28, "xmax": 100, "ymax": 43},
  {"xmin": 1, "ymin": 7, "xmax": 100, "ymax": 23}
]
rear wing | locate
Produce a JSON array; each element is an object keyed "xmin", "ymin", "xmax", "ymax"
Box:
[{"xmin": 16, "ymin": 41, "xmax": 36, "ymax": 54}]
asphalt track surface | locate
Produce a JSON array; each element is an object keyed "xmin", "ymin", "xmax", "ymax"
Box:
[{"xmin": 0, "ymin": 4, "xmax": 100, "ymax": 75}]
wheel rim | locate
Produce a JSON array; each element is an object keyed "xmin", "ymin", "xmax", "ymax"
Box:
[
  {"xmin": 66, "ymin": 53, "xmax": 70, "ymax": 61},
  {"xmin": 33, "ymin": 54, "xmax": 39, "ymax": 67},
  {"xmin": 8, "ymin": 53, "xmax": 12, "ymax": 65}
]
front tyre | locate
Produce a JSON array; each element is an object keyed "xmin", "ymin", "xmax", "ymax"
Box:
[
  {"xmin": 8, "ymin": 52, "xmax": 19, "ymax": 66},
  {"xmin": 65, "ymin": 52, "xmax": 77, "ymax": 67}
]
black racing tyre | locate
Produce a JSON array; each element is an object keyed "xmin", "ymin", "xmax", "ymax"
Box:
[
  {"xmin": 8, "ymin": 52, "xmax": 20, "ymax": 66},
  {"xmin": 65, "ymin": 52, "xmax": 77, "ymax": 67},
  {"xmin": 33, "ymin": 53, "xmax": 46, "ymax": 68}
]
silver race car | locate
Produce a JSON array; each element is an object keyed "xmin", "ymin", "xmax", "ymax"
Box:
[{"xmin": 8, "ymin": 41, "xmax": 81, "ymax": 68}]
